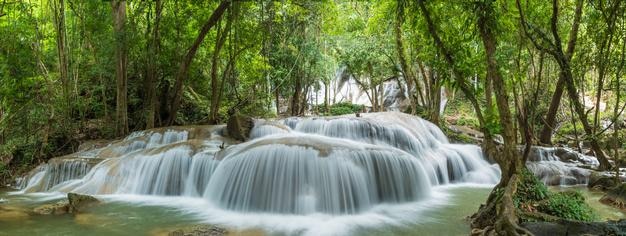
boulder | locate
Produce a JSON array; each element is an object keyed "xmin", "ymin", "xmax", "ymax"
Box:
[
  {"xmin": 68, "ymin": 192, "xmax": 100, "ymax": 213},
  {"xmin": 167, "ymin": 225, "xmax": 227, "ymax": 236},
  {"xmin": 522, "ymin": 219, "xmax": 626, "ymax": 236},
  {"xmin": 600, "ymin": 183, "xmax": 626, "ymax": 210},
  {"xmin": 226, "ymin": 113, "xmax": 254, "ymax": 142},
  {"xmin": 32, "ymin": 193, "xmax": 100, "ymax": 215},
  {"xmin": 588, "ymin": 172, "xmax": 620, "ymax": 191},
  {"xmin": 33, "ymin": 201, "xmax": 70, "ymax": 215}
]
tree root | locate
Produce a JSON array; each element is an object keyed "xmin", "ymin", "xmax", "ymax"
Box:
[{"xmin": 471, "ymin": 174, "xmax": 534, "ymax": 236}]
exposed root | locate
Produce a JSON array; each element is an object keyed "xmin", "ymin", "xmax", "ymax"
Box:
[{"xmin": 471, "ymin": 174, "xmax": 534, "ymax": 236}]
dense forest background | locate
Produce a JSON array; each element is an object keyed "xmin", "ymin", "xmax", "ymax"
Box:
[{"xmin": 1, "ymin": 0, "xmax": 625, "ymax": 203}]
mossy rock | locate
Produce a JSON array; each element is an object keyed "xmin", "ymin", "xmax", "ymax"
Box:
[
  {"xmin": 33, "ymin": 201, "xmax": 70, "ymax": 215},
  {"xmin": 167, "ymin": 225, "xmax": 228, "ymax": 236},
  {"xmin": 588, "ymin": 172, "xmax": 620, "ymax": 191},
  {"xmin": 600, "ymin": 183, "xmax": 626, "ymax": 211},
  {"xmin": 522, "ymin": 219, "xmax": 626, "ymax": 236},
  {"xmin": 68, "ymin": 192, "xmax": 100, "ymax": 213},
  {"xmin": 226, "ymin": 113, "xmax": 254, "ymax": 142}
]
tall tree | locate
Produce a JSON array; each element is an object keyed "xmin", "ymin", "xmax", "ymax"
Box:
[
  {"xmin": 112, "ymin": 0, "xmax": 128, "ymax": 136},
  {"xmin": 537, "ymin": 0, "xmax": 584, "ymax": 145},
  {"xmin": 208, "ymin": 4, "xmax": 234, "ymax": 124},
  {"xmin": 394, "ymin": 0, "xmax": 423, "ymax": 115},
  {"xmin": 518, "ymin": 0, "xmax": 612, "ymax": 170},
  {"xmin": 144, "ymin": 0, "xmax": 162, "ymax": 129},
  {"xmin": 471, "ymin": 1, "xmax": 530, "ymax": 234},
  {"xmin": 51, "ymin": 0, "xmax": 70, "ymax": 112},
  {"xmin": 167, "ymin": 0, "xmax": 230, "ymax": 125}
]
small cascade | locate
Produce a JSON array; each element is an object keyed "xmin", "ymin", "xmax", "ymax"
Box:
[
  {"xmin": 16, "ymin": 112, "xmax": 500, "ymax": 216},
  {"xmin": 20, "ymin": 158, "xmax": 93, "ymax": 193},
  {"xmin": 17, "ymin": 127, "xmax": 219, "ymax": 194},
  {"xmin": 205, "ymin": 134, "xmax": 431, "ymax": 214},
  {"xmin": 525, "ymin": 146, "xmax": 598, "ymax": 185}
]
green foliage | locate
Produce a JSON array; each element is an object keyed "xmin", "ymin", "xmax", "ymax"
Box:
[
  {"xmin": 514, "ymin": 170, "xmax": 596, "ymax": 222},
  {"xmin": 514, "ymin": 169, "xmax": 549, "ymax": 204},
  {"xmin": 537, "ymin": 191, "xmax": 597, "ymax": 222},
  {"xmin": 315, "ymin": 102, "xmax": 364, "ymax": 116}
]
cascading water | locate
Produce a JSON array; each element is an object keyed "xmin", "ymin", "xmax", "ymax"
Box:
[
  {"xmin": 525, "ymin": 146, "xmax": 598, "ymax": 185},
  {"xmin": 16, "ymin": 112, "xmax": 499, "ymax": 217}
]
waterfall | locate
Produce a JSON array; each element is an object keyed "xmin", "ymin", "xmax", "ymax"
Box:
[
  {"xmin": 525, "ymin": 146, "xmax": 598, "ymax": 185},
  {"xmin": 16, "ymin": 112, "xmax": 500, "ymax": 216}
]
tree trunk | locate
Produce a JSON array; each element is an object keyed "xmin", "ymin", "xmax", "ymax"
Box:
[
  {"xmin": 144, "ymin": 0, "xmax": 162, "ymax": 129},
  {"xmin": 394, "ymin": 1, "xmax": 423, "ymax": 109},
  {"xmin": 471, "ymin": 2, "xmax": 530, "ymax": 234},
  {"xmin": 417, "ymin": 0, "xmax": 487, "ymax": 133},
  {"xmin": 112, "ymin": 0, "xmax": 128, "ymax": 136},
  {"xmin": 291, "ymin": 76, "xmax": 301, "ymax": 116},
  {"xmin": 51, "ymin": 0, "xmax": 70, "ymax": 113},
  {"xmin": 538, "ymin": 0, "xmax": 583, "ymax": 145},
  {"xmin": 209, "ymin": 8, "xmax": 232, "ymax": 124},
  {"xmin": 549, "ymin": 0, "xmax": 611, "ymax": 170},
  {"xmin": 167, "ymin": 0, "xmax": 230, "ymax": 125}
]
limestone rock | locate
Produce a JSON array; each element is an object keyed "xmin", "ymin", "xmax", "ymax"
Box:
[
  {"xmin": 588, "ymin": 172, "xmax": 620, "ymax": 191},
  {"xmin": 226, "ymin": 113, "xmax": 254, "ymax": 142},
  {"xmin": 600, "ymin": 183, "xmax": 626, "ymax": 210},
  {"xmin": 33, "ymin": 201, "xmax": 69, "ymax": 215},
  {"xmin": 522, "ymin": 219, "xmax": 626, "ymax": 236},
  {"xmin": 167, "ymin": 225, "xmax": 227, "ymax": 236},
  {"xmin": 68, "ymin": 192, "xmax": 100, "ymax": 213}
]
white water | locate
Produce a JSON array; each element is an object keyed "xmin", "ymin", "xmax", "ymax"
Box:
[
  {"xmin": 16, "ymin": 112, "xmax": 501, "ymax": 234},
  {"xmin": 525, "ymin": 146, "xmax": 598, "ymax": 185}
]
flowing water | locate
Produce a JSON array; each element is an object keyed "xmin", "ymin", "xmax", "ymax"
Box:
[{"xmin": 1, "ymin": 112, "xmax": 619, "ymax": 235}]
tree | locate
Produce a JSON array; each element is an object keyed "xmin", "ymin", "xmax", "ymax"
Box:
[
  {"xmin": 112, "ymin": 0, "xmax": 128, "ymax": 136},
  {"xmin": 167, "ymin": 0, "xmax": 230, "ymax": 125},
  {"xmin": 518, "ymin": 0, "xmax": 612, "ymax": 170}
]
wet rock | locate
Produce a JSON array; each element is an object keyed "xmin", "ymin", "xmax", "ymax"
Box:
[
  {"xmin": 32, "ymin": 193, "xmax": 99, "ymax": 215},
  {"xmin": 167, "ymin": 225, "xmax": 228, "ymax": 236},
  {"xmin": 226, "ymin": 113, "xmax": 254, "ymax": 142},
  {"xmin": 600, "ymin": 183, "xmax": 626, "ymax": 210},
  {"xmin": 588, "ymin": 172, "xmax": 620, "ymax": 191},
  {"xmin": 33, "ymin": 200, "xmax": 70, "ymax": 215},
  {"xmin": 521, "ymin": 219, "xmax": 626, "ymax": 236},
  {"xmin": 68, "ymin": 192, "xmax": 100, "ymax": 213}
]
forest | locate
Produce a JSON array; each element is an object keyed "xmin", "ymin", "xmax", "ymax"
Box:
[{"xmin": 1, "ymin": 0, "xmax": 626, "ymax": 235}]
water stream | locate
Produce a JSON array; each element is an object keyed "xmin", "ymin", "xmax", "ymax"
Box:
[{"xmin": 1, "ymin": 112, "xmax": 620, "ymax": 235}]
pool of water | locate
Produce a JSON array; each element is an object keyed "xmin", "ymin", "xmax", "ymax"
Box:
[{"xmin": 1, "ymin": 185, "xmax": 622, "ymax": 236}]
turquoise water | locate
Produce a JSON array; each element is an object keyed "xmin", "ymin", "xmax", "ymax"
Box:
[{"xmin": 1, "ymin": 185, "xmax": 622, "ymax": 236}]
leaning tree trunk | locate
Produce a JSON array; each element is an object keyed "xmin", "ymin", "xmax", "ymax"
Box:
[
  {"xmin": 538, "ymin": 0, "xmax": 583, "ymax": 145},
  {"xmin": 209, "ymin": 9, "xmax": 232, "ymax": 124},
  {"xmin": 112, "ymin": 0, "xmax": 128, "ymax": 136},
  {"xmin": 167, "ymin": 0, "xmax": 230, "ymax": 125},
  {"xmin": 394, "ymin": 0, "xmax": 424, "ymax": 109}
]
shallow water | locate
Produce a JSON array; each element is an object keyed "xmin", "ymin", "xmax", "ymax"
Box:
[
  {"xmin": 0, "ymin": 190, "xmax": 202, "ymax": 236},
  {"xmin": 2, "ymin": 186, "xmax": 623, "ymax": 236},
  {"xmin": 0, "ymin": 186, "xmax": 492, "ymax": 236}
]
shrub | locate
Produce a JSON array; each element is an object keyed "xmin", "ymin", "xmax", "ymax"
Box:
[
  {"xmin": 314, "ymin": 102, "xmax": 364, "ymax": 116},
  {"xmin": 538, "ymin": 191, "xmax": 596, "ymax": 222},
  {"xmin": 515, "ymin": 169, "xmax": 549, "ymax": 204}
]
